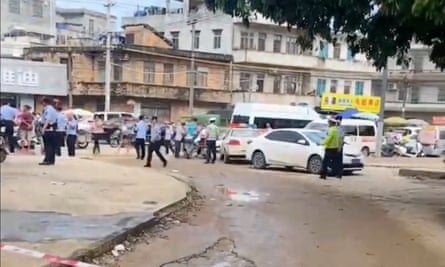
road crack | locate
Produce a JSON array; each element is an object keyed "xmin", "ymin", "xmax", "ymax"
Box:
[{"xmin": 159, "ymin": 237, "xmax": 257, "ymax": 267}]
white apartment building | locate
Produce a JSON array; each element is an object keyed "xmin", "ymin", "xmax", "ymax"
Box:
[
  {"xmin": 122, "ymin": 3, "xmax": 377, "ymax": 106},
  {"xmin": 55, "ymin": 8, "xmax": 117, "ymax": 46},
  {"xmin": 372, "ymin": 44, "xmax": 445, "ymax": 119},
  {"xmin": 1, "ymin": 0, "xmax": 56, "ymax": 57}
]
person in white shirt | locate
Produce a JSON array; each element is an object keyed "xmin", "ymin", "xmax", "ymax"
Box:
[
  {"xmin": 174, "ymin": 122, "xmax": 185, "ymax": 158},
  {"xmin": 164, "ymin": 122, "xmax": 174, "ymax": 155}
]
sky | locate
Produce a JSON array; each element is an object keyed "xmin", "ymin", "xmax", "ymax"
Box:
[{"xmin": 56, "ymin": 0, "xmax": 184, "ymax": 25}]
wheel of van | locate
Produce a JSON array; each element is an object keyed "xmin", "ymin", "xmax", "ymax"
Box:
[
  {"xmin": 361, "ymin": 147, "xmax": 370, "ymax": 157},
  {"xmin": 307, "ymin": 155, "xmax": 322, "ymax": 174},
  {"xmin": 252, "ymin": 151, "xmax": 266, "ymax": 169}
]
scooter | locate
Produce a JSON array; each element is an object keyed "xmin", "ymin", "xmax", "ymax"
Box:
[
  {"xmin": 0, "ymin": 127, "xmax": 8, "ymax": 163},
  {"xmin": 109, "ymin": 129, "xmax": 121, "ymax": 148}
]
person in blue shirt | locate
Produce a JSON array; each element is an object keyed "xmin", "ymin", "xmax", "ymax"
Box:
[
  {"xmin": 1, "ymin": 102, "xmax": 18, "ymax": 153},
  {"xmin": 39, "ymin": 97, "xmax": 59, "ymax": 165},
  {"xmin": 186, "ymin": 117, "xmax": 198, "ymax": 138},
  {"xmin": 134, "ymin": 115, "xmax": 147, "ymax": 160},
  {"xmin": 55, "ymin": 106, "xmax": 67, "ymax": 156},
  {"xmin": 65, "ymin": 112, "xmax": 78, "ymax": 157}
]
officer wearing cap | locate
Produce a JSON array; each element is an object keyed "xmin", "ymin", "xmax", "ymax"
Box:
[
  {"xmin": 205, "ymin": 117, "xmax": 219, "ymax": 164},
  {"xmin": 320, "ymin": 117, "xmax": 341, "ymax": 179},
  {"xmin": 39, "ymin": 97, "xmax": 58, "ymax": 165},
  {"xmin": 144, "ymin": 116, "xmax": 167, "ymax": 168}
]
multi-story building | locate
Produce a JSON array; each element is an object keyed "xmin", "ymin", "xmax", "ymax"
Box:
[
  {"xmin": 122, "ymin": 3, "xmax": 376, "ymax": 106},
  {"xmin": 55, "ymin": 8, "xmax": 117, "ymax": 46},
  {"xmin": 24, "ymin": 24, "xmax": 232, "ymax": 121},
  {"xmin": 371, "ymin": 44, "xmax": 445, "ymax": 120},
  {"xmin": 1, "ymin": 0, "xmax": 56, "ymax": 57}
]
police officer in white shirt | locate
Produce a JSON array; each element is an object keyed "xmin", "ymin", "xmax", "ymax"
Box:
[{"xmin": 39, "ymin": 97, "xmax": 58, "ymax": 165}]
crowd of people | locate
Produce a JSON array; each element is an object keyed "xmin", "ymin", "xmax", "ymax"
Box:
[{"xmin": 1, "ymin": 98, "xmax": 221, "ymax": 167}]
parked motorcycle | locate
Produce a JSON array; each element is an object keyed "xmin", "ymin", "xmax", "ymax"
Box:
[
  {"xmin": 77, "ymin": 129, "xmax": 90, "ymax": 149},
  {"xmin": 0, "ymin": 127, "xmax": 8, "ymax": 163},
  {"xmin": 109, "ymin": 129, "xmax": 121, "ymax": 148}
]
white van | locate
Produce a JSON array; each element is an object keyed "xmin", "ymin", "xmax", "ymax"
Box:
[
  {"xmin": 305, "ymin": 119, "xmax": 377, "ymax": 156},
  {"xmin": 230, "ymin": 103, "xmax": 320, "ymax": 129},
  {"xmin": 94, "ymin": 111, "xmax": 136, "ymax": 121}
]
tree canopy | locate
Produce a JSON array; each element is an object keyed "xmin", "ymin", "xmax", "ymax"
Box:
[{"xmin": 204, "ymin": 0, "xmax": 445, "ymax": 70}]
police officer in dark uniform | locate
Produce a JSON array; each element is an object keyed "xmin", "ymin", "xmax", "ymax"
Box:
[{"xmin": 39, "ymin": 97, "xmax": 58, "ymax": 165}]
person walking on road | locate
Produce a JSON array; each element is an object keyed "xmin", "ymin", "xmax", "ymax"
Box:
[
  {"xmin": 55, "ymin": 106, "xmax": 67, "ymax": 156},
  {"xmin": 204, "ymin": 117, "xmax": 219, "ymax": 164},
  {"xmin": 0, "ymin": 102, "xmax": 18, "ymax": 153},
  {"xmin": 16, "ymin": 105, "xmax": 34, "ymax": 153},
  {"xmin": 91, "ymin": 115, "xmax": 104, "ymax": 155},
  {"xmin": 39, "ymin": 97, "xmax": 58, "ymax": 166},
  {"xmin": 319, "ymin": 117, "xmax": 342, "ymax": 179},
  {"xmin": 66, "ymin": 112, "xmax": 78, "ymax": 157},
  {"xmin": 164, "ymin": 122, "xmax": 174, "ymax": 155},
  {"xmin": 174, "ymin": 122, "xmax": 186, "ymax": 158},
  {"xmin": 144, "ymin": 116, "xmax": 167, "ymax": 168},
  {"xmin": 135, "ymin": 115, "xmax": 147, "ymax": 160}
]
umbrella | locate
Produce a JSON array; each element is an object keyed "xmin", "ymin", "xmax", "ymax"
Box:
[
  {"xmin": 337, "ymin": 109, "xmax": 359, "ymax": 119},
  {"xmin": 352, "ymin": 112, "xmax": 379, "ymax": 121},
  {"xmin": 407, "ymin": 119, "xmax": 429, "ymax": 126},
  {"xmin": 384, "ymin": 116, "xmax": 408, "ymax": 126}
]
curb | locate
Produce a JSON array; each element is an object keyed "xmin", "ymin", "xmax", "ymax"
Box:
[
  {"xmin": 398, "ymin": 168, "xmax": 445, "ymax": 180},
  {"xmin": 43, "ymin": 175, "xmax": 194, "ymax": 267}
]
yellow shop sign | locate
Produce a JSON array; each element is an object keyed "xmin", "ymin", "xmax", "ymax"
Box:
[{"xmin": 321, "ymin": 93, "xmax": 381, "ymax": 114}]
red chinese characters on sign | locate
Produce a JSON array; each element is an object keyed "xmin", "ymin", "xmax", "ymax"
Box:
[{"xmin": 432, "ymin": 116, "xmax": 445, "ymax": 125}]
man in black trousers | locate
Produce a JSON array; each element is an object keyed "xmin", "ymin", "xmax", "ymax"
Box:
[{"xmin": 144, "ymin": 116, "xmax": 167, "ymax": 168}]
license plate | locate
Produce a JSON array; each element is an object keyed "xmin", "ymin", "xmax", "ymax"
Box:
[{"xmin": 351, "ymin": 159, "xmax": 361, "ymax": 164}]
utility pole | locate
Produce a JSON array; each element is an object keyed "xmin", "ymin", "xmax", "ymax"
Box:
[
  {"xmin": 104, "ymin": 0, "xmax": 114, "ymax": 112},
  {"xmin": 188, "ymin": 19, "xmax": 197, "ymax": 115},
  {"xmin": 68, "ymin": 51, "xmax": 73, "ymax": 108},
  {"xmin": 401, "ymin": 76, "xmax": 409, "ymax": 118},
  {"xmin": 375, "ymin": 58, "xmax": 389, "ymax": 158}
]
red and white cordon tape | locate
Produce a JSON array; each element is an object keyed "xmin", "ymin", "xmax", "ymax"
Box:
[{"xmin": 0, "ymin": 243, "xmax": 101, "ymax": 267}]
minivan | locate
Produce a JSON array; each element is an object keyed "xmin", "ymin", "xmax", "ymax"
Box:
[{"xmin": 305, "ymin": 118, "xmax": 377, "ymax": 156}]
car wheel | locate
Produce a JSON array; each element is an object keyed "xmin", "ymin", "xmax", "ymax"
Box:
[
  {"xmin": 361, "ymin": 147, "xmax": 370, "ymax": 157},
  {"xmin": 343, "ymin": 170, "xmax": 354, "ymax": 175},
  {"xmin": 223, "ymin": 151, "xmax": 231, "ymax": 164},
  {"xmin": 252, "ymin": 151, "xmax": 266, "ymax": 169},
  {"xmin": 307, "ymin": 155, "xmax": 322, "ymax": 174}
]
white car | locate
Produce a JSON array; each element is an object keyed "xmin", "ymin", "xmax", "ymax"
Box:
[
  {"xmin": 246, "ymin": 129, "xmax": 364, "ymax": 174},
  {"xmin": 220, "ymin": 128, "xmax": 264, "ymax": 163}
]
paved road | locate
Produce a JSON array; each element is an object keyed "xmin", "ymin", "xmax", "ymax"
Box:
[{"xmin": 95, "ymin": 154, "xmax": 445, "ymax": 267}]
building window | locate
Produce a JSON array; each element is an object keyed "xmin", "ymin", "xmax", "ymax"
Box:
[
  {"xmin": 256, "ymin": 73, "xmax": 265, "ymax": 92},
  {"xmin": 398, "ymin": 87, "xmax": 407, "ymax": 101},
  {"xmin": 143, "ymin": 62, "xmax": 156, "ymax": 83},
  {"xmin": 344, "ymin": 80, "xmax": 352, "ymax": 94},
  {"xmin": 273, "ymin": 75, "xmax": 282, "ymax": 94},
  {"xmin": 98, "ymin": 61, "xmax": 105, "ymax": 82},
  {"xmin": 333, "ymin": 43, "xmax": 341, "ymax": 59},
  {"xmin": 319, "ymin": 41, "xmax": 328, "ymax": 58},
  {"xmin": 410, "ymin": 87, "xmax": 419, "ymax": 103},
  {"xmin": 213, "ymin": 29, "xmax": 222, "ymax": 49},
  {"xmin": 113, "ymin": 62, "xmax": 122, "ymax": 81},
  {"xmin": 197, "ymin": 69, "xmax": 208, "ymax": 87},
  {"xmin": 438, "ymin": 88, "xmax": 445, "ymax": 102},
  {"xmin": 286, "ymin": 37, "xmax": 299, "ymax": 55},
  {"xmin": 284, "ymin": 76, "xmax": 297, "ymax": 94},
  {"xmin": 9, "ymin": 0, "xmax": 20, "ymax": 14},
  {"xmin": 273, "ymin": 35, "xmax": 282, "ymax": 53},
  {"xmin": 32, "ymin": 0, "xmax": 43, "ymax": 17},
  {"xmin": 170, "ymin": 31, "xmax": 179, "ymax": 49},
  {"xmin": 330, "ymin": 80, "xmax": 338, "ymax": 93},
  {"xmin": 163, "ymin": 63, "xmax": 174, "ymax": 84},
  {"xmin": 354, "ymin": 81, "xmax": 364, "ymax": 95},
  {"xmin": 258, "ymin": 33, "xmax": 266, "ymax": 51},
  {"xmin": 57, "ymin": 34, "xmax": 67, "ymax": 45},
  {"xmin": 125, "ymin": 33, "xmax": 135, "ymax": 44},
  {"xmin": 191, "ymin": 30, "xmax": 200, "ymax": 49},
  {"xmin": 316, "ymin": 79, "xmax": 326, "ymax": 96},
  {"xmin": 240, "ymin": 32, "xmax": 248, "ymax": 49},
  {"xmin": 346, "ymin": 47, "xmax": 354, "ymax": 61},
  {"xmin": 240, "ymin": 72, "xmax": 251, "ymax": 91},
  {"xmin": 59, "ymin": 58, "xmax": 69, "ymax": 80},
  {"xmin": 88, "ymin": 19, "xmax": 94, "ymax": 34},
  {"xmin": 248, "ymin": 32, "xmax": 255, "ymax": 49}
]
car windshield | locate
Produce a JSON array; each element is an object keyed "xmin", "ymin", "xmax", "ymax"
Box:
[
  {"xmin": 231, "ymin": 129, "xmax": 262, "ymax": 138},
  {"xmin": 303, "ymin": 131, "xmax": 325, "ymax": 146}
]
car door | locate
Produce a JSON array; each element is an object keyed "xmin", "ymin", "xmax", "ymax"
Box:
[
  {"xmin": 288, "ymin": 131, "xmax": 313, "ymax": 168},
  {"xmin": 263, "ymin": 130, "xmax": 300, "ymax": 166}
]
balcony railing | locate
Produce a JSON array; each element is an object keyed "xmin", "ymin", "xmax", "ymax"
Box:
[{"xmin": 73, "ymin": 81, "xmax": 231, "ymax": 103}]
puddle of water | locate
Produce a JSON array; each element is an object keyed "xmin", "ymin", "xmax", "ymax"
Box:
[{"xmin": 0, "ymin": 210, "xmax": 154, "ymax": 242}]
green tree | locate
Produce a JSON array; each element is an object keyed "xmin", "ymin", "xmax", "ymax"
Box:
[{"xmin": 205, "ymin": 0, "xmax": 445, "ymax": 69}]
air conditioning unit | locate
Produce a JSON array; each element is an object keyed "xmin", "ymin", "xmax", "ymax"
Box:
[{"xmin": 387, "ymin": 82, "xmax": 397, "ymax": 91}]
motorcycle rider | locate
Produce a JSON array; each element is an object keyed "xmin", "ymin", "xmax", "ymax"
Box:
[{"xmin": 0, "ymin": 102, "xmax": 18, "ymax": 153}]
